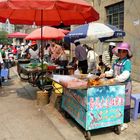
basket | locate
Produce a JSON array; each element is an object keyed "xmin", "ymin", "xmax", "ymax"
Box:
[{"xmin": 36, "ymin": 90, "xmax": 49, "ymax": 106}]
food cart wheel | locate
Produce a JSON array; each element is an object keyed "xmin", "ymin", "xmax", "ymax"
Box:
[
  {"xmin": 84, "ymin": 131, "xmax": 91, "ymax": 140},
  {"xmin": 114, "ymin": 125, "xmax": 121, "ymax": 135},
  {"xmin": 19, "ymin": 72, "xmax": 29, "ymax": 80}
]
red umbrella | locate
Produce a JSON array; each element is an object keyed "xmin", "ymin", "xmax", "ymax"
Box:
[
  {"xmin": 8, "ymin": 32, "xmax": 28, "ymax": 38},
  {"xmin": 25, "ymin": 26, "xmax": 66, "ymax": 40},
  {"xmin": 0, "ymin": 0, "xmax": 99, "ymax": 26}
]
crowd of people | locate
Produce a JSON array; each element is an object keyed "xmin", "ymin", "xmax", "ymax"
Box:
[
  {"xmin": 0, "ymin": 40, "xmax": 132, "ymax": 84},
  {"xmin": 0, "ymin": 40, "xmax": 69, "ymax": 86},
  {"xmin": 72, "ymin": 41, "xmax": 118, "ymax": 75}
]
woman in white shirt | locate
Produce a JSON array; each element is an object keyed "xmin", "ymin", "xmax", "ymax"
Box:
[
  {"xmin": 87, "ymin": 47, "xmax": 98, "ymax": 73},
  {"xmin": 27, "ymin": 41, "xmax": 40, "ymax": 63}
]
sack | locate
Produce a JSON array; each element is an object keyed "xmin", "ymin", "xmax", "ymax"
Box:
[{"xmin": 1, "ymin": 68, "xmax": 8, "ymax": 78}]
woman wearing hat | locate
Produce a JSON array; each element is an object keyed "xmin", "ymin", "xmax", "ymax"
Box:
[
  {"xmin": 27, "ymin": 41, "xmax": 40, "ymax": 63},
  {"xmin": 100, "ymin": 42, "xmax": 132, "ymax": 130}
]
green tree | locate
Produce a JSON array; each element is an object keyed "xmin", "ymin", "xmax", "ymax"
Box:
[{"xmin": 0, "ymin": 31, "xmax": 12, "ymax": 44}]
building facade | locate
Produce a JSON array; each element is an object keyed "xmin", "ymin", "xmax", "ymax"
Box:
[
  {"xmin": 0, "ymin": 20, "xmax": 15, "ymax": 33},
  {"xmin": 87, "ymin": 0, "xmax": 140, "ymax": 81}
]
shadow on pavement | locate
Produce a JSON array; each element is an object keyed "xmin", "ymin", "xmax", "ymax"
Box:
[
  {"xmin": 61, "ymin": 109, "xmax": 114, "ymax": 137},
  {"xmin": 16, "ymin": 84, "xmax": 38, "ymax": 100}
]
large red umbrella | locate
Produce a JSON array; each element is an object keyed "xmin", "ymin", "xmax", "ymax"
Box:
[
  {"xmin": 0, "ymin": 0, "xmax": 99, "ymax": 26},
  {"xmin": 8, "ymin": 32, "xmax": 28, "ymax": 38},
  {"xmin": 25, "ymin": 26, "xmax": 66, "ymax": 40},
  {"xmin": 0, "ymin": 0, "xmax": 99, "ymax": 82}
]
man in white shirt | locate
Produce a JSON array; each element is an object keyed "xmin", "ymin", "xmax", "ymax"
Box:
[{"xmin": 87, "ymin": 47, "xmax": 98, "ymax": 73}]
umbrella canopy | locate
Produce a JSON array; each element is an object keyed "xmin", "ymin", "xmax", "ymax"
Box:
[
  {"xmin": 58, "ymin": 28, "xmax": 70, "ymax": 35},
  {"xmin": 65, "ymin": 22, "xmax": 125, "ymax": 42},
  {"xmin": 7, "ymin": 32, "xmax": 28, "ymax": 38},
  {"xmin": 0, "ymin": 0, "xmax": 99, "ymax": 26},
  {"xmin": 25, "ymin": 26, "xmax": 66, "ymax": 40}
]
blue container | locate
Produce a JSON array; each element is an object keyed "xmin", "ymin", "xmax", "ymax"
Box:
[{"xmin": 1, "ymin": 68, "xmax": 8, "ymax": 79}]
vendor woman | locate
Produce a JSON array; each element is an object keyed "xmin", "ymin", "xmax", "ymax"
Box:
[
  {"xmin": 100, "ymin": 42, "xmax": 132, "ymax": 130},
  {"xmin": 27, "ymin": 41, "xmax": 40, "ymax": 63}
]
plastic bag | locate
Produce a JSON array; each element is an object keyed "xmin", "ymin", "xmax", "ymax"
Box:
[{"xmin": 74, "ymin": 68, "xmax": 81, "ymax": 75}]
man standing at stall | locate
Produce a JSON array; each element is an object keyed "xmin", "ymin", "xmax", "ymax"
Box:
[
  {"xmin": 49, "ymin": 42, "xmax": 63, "ymax": 64},
  {"xmin": 74, "ymin": 41, "xmax": 88, "ymax": 74}
]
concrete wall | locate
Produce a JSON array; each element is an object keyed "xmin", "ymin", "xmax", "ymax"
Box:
[
  {"xmin": 86, "ymin": 0, "xmax": 140, "ymax": 81},
  {"xmin": 124, "ymin": 0, "xmax": 140, "ymax": 81}
]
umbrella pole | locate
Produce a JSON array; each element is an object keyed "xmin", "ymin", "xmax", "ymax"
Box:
[{"xmin": 41, "ymin": 9, "xmax": 44, "ymax": 86}]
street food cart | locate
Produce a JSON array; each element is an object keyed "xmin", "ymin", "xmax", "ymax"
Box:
[
  {"xmin": 17, "ymin": 59, "xmax": 31, "ymax": 80},
  {"xmin": 50, "ymin": 75, "xmax": 125, "ymax": 140},
  {"xmin": 17, "ymin": 60, "xmax": 74, "ymax": 89}
]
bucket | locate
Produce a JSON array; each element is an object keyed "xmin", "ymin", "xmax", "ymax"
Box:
[
  {"xmin": 52, "ymin": 81, "xmax": 63, "ymax": 94},
  {"xmin": 1, "ymin": 68, "xmax": 8, "ymax": 79},
  {"xmin": 36, "ymin": 90, "xmax": 49, "ymax": 106}
]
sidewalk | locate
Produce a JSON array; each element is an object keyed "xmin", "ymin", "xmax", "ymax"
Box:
[
  {"xmin": 0, "ymin": 66, "xmax": 65, "ymax": 140},
  {"xmin": 0, "ymin": 66, "xmax": 140, "ymax": 140}
]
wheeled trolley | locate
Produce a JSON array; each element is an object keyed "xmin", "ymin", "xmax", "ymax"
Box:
[{"xmin": 61, "ymin": 85, "xmax": 125, "ymax": 140}]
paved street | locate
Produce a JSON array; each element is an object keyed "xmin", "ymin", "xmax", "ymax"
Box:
[
  {"xmin": 0, "ymin": 66, "xmax": 140, "ymax": 140},
  {"xmin": 0, "ymin": 66, "xmax": 65, "ymax": 140}
]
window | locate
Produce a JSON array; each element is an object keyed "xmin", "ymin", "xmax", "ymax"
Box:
[{"xmin": 106, "ymin": 2, "xmax": 124, "ymax": 29}]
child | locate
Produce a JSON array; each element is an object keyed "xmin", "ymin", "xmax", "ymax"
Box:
[
  {"xmin": 97, "ymin": 55, "xmax": 106, "ymax": 75},
  {"xmin": 100, "ymin": 42, "xmax": 132, "ymax": 130}
]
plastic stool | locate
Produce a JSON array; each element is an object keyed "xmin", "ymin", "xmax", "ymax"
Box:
[{"xmin": 131, "ymin": 94, "xmax": 140, "ymax": 120}]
